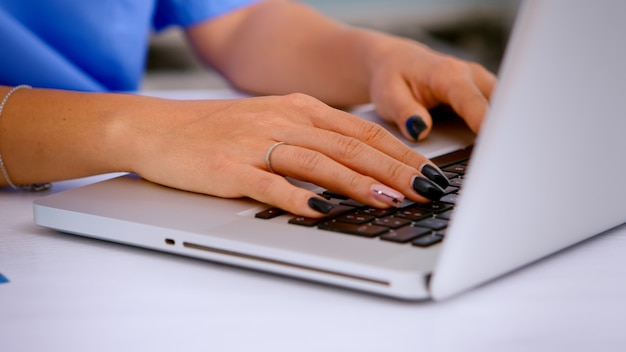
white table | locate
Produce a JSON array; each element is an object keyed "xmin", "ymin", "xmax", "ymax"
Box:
[{"xmin": 2, "ymin": 91, "xmax": 626, "ymax": 352}]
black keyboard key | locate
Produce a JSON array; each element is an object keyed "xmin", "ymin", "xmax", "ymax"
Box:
[
  {"xmin": 322, "ymin": 191, "xmax": 349, "ymax": 200},
  {"xmin": 255, "ymin": 207, "xmax": 287, "ymax": 219},
  {"xmin": 319, "ymin": 221, "xmax": 389, "ymax": 238},
  {"xmin": 443, "ymin": 186, "xmax": 459, "ymax": 195},
  {"xmin": 413, "ymin": 201, "xmax": 452, "ymax": 213},
  {"xmin": 373, "ymin": 216, "xmax": 411, "ymax": 229},
  {"xmin": 449, "ymin": 176, "xmax": 464, "ymax": 188},
  {"xmin": 412, "ymin": 233, "xmax": 444, "ymax": 247},
  {"xmin": 414, "ymin": 217, "xmax": 448, "ymax": 230},
  {"xmin": 277, "ymin": 147, "xmax": 474, "ymax": 245},
  {"xmin": 360, "ymin": 206, "xmax": 397, "ymax": 217},
  {"xmin": 288, "ymin": 205, "xmax": 354, "ymax": 227},
  {"xmin": 380, "ymin": 226, "xmax": 432, "ymax": 243},
  {"xmin": 440, "ymin": 193, "xmax": 459, "ymax": 204},
  {"xmin": 289, "ymin": 216, "xmax": 324, "ymax": 227},
  {"xmin": 431, "ymin": 145, "xmax": 472, "ymax": 168},
  {"xmin": 395, "ymin": 208, "xmax": 431, "ymax": 221},
  {"xmin": 336, "ymin": 213, "xmax": 375, "ymax": 224},
  {"xmin": 434, "ymin": 230, "xmax": 447, "ymax": 237},
  {"xmin": 443, "ymin": 164, "xmax": 467, "ymax": 174},
  {"xmin": 443, "ymin": 171, "xmax": 458, "ymax": 180},
  {"xmin": 436, "ymin": 210, "xmax": 454, "ymax": 220},
  {"xmin": 339, "ymin": 199, "xmax": 366, "ymax": 208}
]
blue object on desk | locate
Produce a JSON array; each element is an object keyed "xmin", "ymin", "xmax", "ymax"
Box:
[{"xmin": 0, "ymin": 273, "xmax": 9, "ymax": 284}]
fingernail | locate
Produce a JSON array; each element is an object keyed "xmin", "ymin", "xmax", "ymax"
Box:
[
  {"xmin": 405, "ymin": 115, "xmax": 427, "ymax": 140},
  {"xmin": 307, "ymin": 197, "xmax": 334, "ymax": 214},
  {"xmin": 370, "ymin": 184, "xmax": 405, "ymax": 207},
  {"xmin": 412, "ymin": 176, "xmax": 445, "ymax": 201},
  {"xmin": 421, "ymin": 164, "xmax": 450, "ymax": 189}
]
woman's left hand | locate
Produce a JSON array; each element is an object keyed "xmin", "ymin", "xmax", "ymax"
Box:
[{"xmin": 367, "ymin": 36, "xmax": 497, "ymax": 141}]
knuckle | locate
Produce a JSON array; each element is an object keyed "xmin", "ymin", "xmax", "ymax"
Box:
[
  {"xmin": 294, "ymin": 148, "xmax": 325, "ymax": 174},
  {"xmin": 431, "ymin": 58, "xmax": 468, "ymax": 93},
  {"xmin": 360, "ymin": 122, "xmax": 390, "ymax": 145},
  {"xmin": 468, "ymin": 61, "xmax": 486, "ymax": 73},
  {"xmin": 468, "ymin": 61, "xmax": 494, "ymax": 80},
  {"xmin": 439, "ymin": 57, "xmax": 468, "ymax": 75},
  {"xmin": 275, "ymin": 93, "xmax": 326, "ymax": 125},
  {"xmin": 344, "ymin": 173, "xmax": 364, "ymax": 193},
  {"xmin": 282, "ymin": 92, "xmax": 322, "ymax": 110},
  {"xmin": 335, "ymin": 136, "xmax": 365, "ymax": 160},
  {"xmin": 387, "ymin": 160, "xmax": 409, "ymax": 181},
  {"xmin": 397, "ymin": 147, "xmax": 423, "ymax": 166}
]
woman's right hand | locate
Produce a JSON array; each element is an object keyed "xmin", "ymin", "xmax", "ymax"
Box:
[{"xmin": 123, "ymin": 93, "xmax": 450, "ymax": 218}]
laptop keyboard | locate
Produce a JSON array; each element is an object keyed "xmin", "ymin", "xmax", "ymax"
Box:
[{"xmin": 255, "ymin": 146, "xmax": 472, "ymax": 248}]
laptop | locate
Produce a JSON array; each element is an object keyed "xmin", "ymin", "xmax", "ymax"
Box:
[{"xmin": 33, "ymin": 0, "xmax": 626, "ymax": 300}]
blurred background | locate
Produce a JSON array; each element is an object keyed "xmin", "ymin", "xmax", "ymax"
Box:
[{"xmin": 142, "ymin": 0, "xmax": 521, "ymax": 90}]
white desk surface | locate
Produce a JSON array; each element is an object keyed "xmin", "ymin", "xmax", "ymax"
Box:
[{"xmin": 2, "ymin": 91, "xmax": 626, "ymax": 352}]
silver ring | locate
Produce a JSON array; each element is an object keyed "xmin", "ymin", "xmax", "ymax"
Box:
[{"xmin": 265, "ymin": 142, "xmax": 288, "ymax": 174}]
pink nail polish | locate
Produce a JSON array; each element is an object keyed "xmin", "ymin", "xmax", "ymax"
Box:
[{"xmin": 370, "ymin": 184, "xmax": 405, "ymax": 207}]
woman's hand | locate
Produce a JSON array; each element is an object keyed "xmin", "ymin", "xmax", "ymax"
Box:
[
  {"xmin": 187, "ymin": 1, "xmax": 497, "ymax": 143},
  {"xmin": 126, "ymin": 93, "xmax": 450, "ymax": 218},
  {"xmin": 1, "ymin": 87, "xmax": 449, "ymax": 218},
  {"xmin": 366, "ymin": 35, "xmax": 497, "ymax": 142}
]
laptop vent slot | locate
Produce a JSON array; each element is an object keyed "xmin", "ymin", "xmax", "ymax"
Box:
[{"xmin": 183, "ymin": 241, "xmax": 390, "ymax": 287}]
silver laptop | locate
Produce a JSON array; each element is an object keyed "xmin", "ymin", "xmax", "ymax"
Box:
[{"xmin": 33, "ymin": 0, "xmax": 626, "ymax": 300}]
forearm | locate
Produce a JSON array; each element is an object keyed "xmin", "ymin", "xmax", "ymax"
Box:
[
  {"xmin": 187, "ymin": 0, "xmax": 411, "ymax": 107},
  {"xmin": 0, "ymin": 87, "xmax": 121, "ymax": 186},
  {"xmin": 0, "ymin": 86, "xmax": 226, "ymax": 186}
]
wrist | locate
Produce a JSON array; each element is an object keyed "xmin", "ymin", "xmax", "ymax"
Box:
[
  {"xmin": 107, "ymin": 96, "xmax": 231, "ymax": 176},
  {"xmin": 104, "ymin": 94, "xmax": 179, "ymax": 175}
]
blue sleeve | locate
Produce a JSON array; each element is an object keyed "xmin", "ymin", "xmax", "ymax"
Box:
[
  {"xmin": 153, "ymin": 0, "xmax": 262, "ymax": 31},
  {"xmin": 0, "ymin": 0, "xmax": 262, "ymax": 91},
  {"xmin": 0, "ymin": 7, "xmax": 106, "ymax": 91}
]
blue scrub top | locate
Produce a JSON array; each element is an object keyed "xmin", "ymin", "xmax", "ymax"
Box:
[{"xmin": 0, "ymin": 0, "xmax": 260, "ymax": 92}]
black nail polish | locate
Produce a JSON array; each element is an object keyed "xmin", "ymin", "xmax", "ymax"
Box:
[
  {"xmin": 405, "ymin": 115, "xmax": 427, "ymax": 140},
  {"xmin": 412, "ymin": 176, "xmax": 445, "ymax": 201},
  {"xmin": 308, "ymin": 197, "xmax": 334, "ymax": 214},
  {"xmin": 421, "ymin": 164, "xmax": 450, "ymax": 189}
]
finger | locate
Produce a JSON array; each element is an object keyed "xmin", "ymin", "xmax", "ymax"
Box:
[
  {"xmin": 372, "ymin": 76, "xmax": 435, "ymax": 142},
  {"xmin": 430, "ymin": 61, "xmax": 492, "ymax": 133},
  {"xmin": 235, "ymin": 165, "xmax": 333, "ymax": 218},
  {"xmin": 470, "ymin": 62, "xmax": 498, "ymax": 100},
  {"xmin": 304, "ymin": 108, "xmax": 433, "ymax": 177},
  {"xmin": 444, "ymin": 79, "xmax": 490, "ymax": 134},
  {"xmin": 264, "ymin": 96, "xmax": 450, "ymax": 196},
  {"xmin": 268, "ymin": 136, "xmax": 446, "ymax": 205},
  {"xmin": 272, "ymin": 144, "xmax": 402, "ymax": 204}
]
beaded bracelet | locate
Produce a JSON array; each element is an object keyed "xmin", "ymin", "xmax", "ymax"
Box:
[{"xmin": 0, "ymin": 85, "xmax": 51, "ymax": 192}]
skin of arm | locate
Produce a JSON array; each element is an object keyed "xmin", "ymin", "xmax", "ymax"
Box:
[
  {"xmin": 186, "ymin": 0, "xmax": 375, "ymax": 106},
  {"xmin": 186, "ymin": 0, "xmax": 496, "ymax": 140},
  {"xmin": 0, "ymin": 87, "xmax": 227, "ymax": 185}
]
